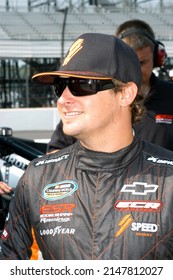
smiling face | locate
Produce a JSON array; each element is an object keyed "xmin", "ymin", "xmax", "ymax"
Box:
[
  {"xmin": 57, "ymin": 79, "xmax": 138, "ymax": 152},
  {"xmin": 57, "ymin": 86, "xmax": 119, "ymax": 141}
]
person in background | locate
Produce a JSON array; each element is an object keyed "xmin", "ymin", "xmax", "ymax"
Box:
[
  {"xmin": 46, "ymin": 19, "xmax": 173, "ymax": 153},
  {"xmin": 1, "ymin": 33, "xmax": 173, "ymax": 260}
]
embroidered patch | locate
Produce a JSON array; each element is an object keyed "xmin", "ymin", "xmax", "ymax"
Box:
[
  {"xmin": 146, "ymin": 155, "xmax": 173, "ymax": 166},
  {"xmin": 42, "ymin": 180, "xmax": 78, "ymax": 201},
  {"xmin": 155, "ymin": 114, "xmax": 173, "ymax": 124}
]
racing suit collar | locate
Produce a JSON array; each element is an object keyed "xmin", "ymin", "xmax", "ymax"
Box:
[{"xmin": 75, "ymin": 136, "xmax": 142, "ymax": 172}]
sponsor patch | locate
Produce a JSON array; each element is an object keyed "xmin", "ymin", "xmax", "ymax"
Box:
[
  {"xmin": 40, "ymin": 203, "xmax": 75, "ymax": 214},
  {"xmin": 40, "ymin": 203, "xmax": 75, "ymax": 223},
  {"xmin": 42, "ymin": 180, "xmax": 78, "ymax": 201},
  {"xmin": 121, "ymin": 182, "xmax": 158, "ymax": 195},
  {"xmin": 1, "ymin": 228, "xmax": 9, "ymax": 240},
  {"xmin": 131, "ymin": 222, "xmax": 158, "ymax": 233},
  {"xmin": 34, "ymin": 154, "xmax": 69, "ymax": 167},
  {"xmin": 155, "ymin": 114, "xmax": 173, "ymax": 124},
  {"xmin": 40, "ymin": 226, "xmax": 75, "ymax": 236},
  {"xmin": 114, "ymin": 216, "xmax": 159, "ymax": 238},
  {"xmin": 114, "ymin": 200, "xmax": 162, "ymax": 212},
  {"xmin": 114, "ymin": 214, "xmax": 134, "ymax": 238},
  {"xmin": 146, "ymin": 155, "xmax": 173, "ymax": 166}
]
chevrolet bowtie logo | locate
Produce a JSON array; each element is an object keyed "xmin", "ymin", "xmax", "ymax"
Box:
[{"xmin": 121, "ymin": 182, "xmax": 158, "ymax": 195}]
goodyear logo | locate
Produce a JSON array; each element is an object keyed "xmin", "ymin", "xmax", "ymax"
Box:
[{"xmin": 42, "ymin": 180, "xmax": 78, "ymax": 201}]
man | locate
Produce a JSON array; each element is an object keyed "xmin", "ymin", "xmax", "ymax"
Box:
[
  {"xmin": 1, "ymin": 33, "xmax": 173, "ymax": 260},
  {"xmin": 47, "ymin": 19, "xmax": 173, "ymax": 153}
]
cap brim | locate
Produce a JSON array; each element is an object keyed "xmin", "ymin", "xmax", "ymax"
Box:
[{"xmin": 32, "ymin": 71, "xmax": 112, "ymax": 85}]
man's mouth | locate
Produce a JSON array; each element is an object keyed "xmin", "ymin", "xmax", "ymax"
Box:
[{"xmin": 64, "ymin": 111, "xmax": 82, "ymax": 117}]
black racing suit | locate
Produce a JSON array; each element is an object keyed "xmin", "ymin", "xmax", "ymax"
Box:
[
  {"xmin": 134, "ymin": 74, "xmax": 173, "ymax": 151},
  {"xmin": 47, "ymin": 74, "xmax": 173, "ymax": 152},
  {"xmin": 1, "ymin": 136, "xmax": 173, "ymax": 260}
]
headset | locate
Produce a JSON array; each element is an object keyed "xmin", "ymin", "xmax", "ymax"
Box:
[{"xmin": 119, "ymin": 28, "xmax": 167, "ymax": 68}]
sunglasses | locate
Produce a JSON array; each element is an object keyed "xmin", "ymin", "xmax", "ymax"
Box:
[{"xmin": 53, "ymin": 78, "xmax": 115, "ymax": 98}]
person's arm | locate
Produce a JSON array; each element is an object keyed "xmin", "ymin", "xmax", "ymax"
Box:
[
  {"xmin": 46, "ymin": 120, "xmax": 77, "ymax": 153},
  {"xmin": 0, "ymin": 172, "xmax": 33, "ymax": 260}
]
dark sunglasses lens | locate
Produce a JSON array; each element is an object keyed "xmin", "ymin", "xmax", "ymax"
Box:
[
  {"xmin": 54, "ymin": 80, "xmax": 65, "ymax": 98},
  {"xmin": 54, "ymin": 78, "xmax": 114, "ymax": 98},
  {"xmin": 70, "ymin": 79, "xmax": 97, "ymax": 96}
]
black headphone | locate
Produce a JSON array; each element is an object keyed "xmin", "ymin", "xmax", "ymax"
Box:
[{"xmin": 119, "ymin": 28, "xmax": 167, "ymax": 68}]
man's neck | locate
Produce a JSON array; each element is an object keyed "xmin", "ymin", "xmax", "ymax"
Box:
[{"xmin": 79, "ymin": 126, "xmax": 134, "ymax": 153}]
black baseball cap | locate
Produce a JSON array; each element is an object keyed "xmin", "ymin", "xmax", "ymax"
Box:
[{"xmin": 32, "ymin": 33, "xmax": 142, "ymax": 88}]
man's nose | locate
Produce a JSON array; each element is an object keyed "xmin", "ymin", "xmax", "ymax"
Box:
[{"xmin": 58, "ymin": 86, "xmax": 75, "ymax": 103}]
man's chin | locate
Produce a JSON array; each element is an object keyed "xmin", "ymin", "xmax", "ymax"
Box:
[
  {"xmin": 63, "ymin": 128, "xmax": 78, "ymax": 137},
  {"xmin": 62, "ymin": 122, "xmax": 81, "ymax": 137}
]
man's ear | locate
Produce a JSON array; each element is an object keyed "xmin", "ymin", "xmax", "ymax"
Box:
[{"xmin": 120, "ymin": 82, "xmax": 138, "ymax": 106}]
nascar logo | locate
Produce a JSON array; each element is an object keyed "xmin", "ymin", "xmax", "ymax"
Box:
[{"xmin": 42, "ymin": 180, "xmax": 78, "ymax": 201}]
